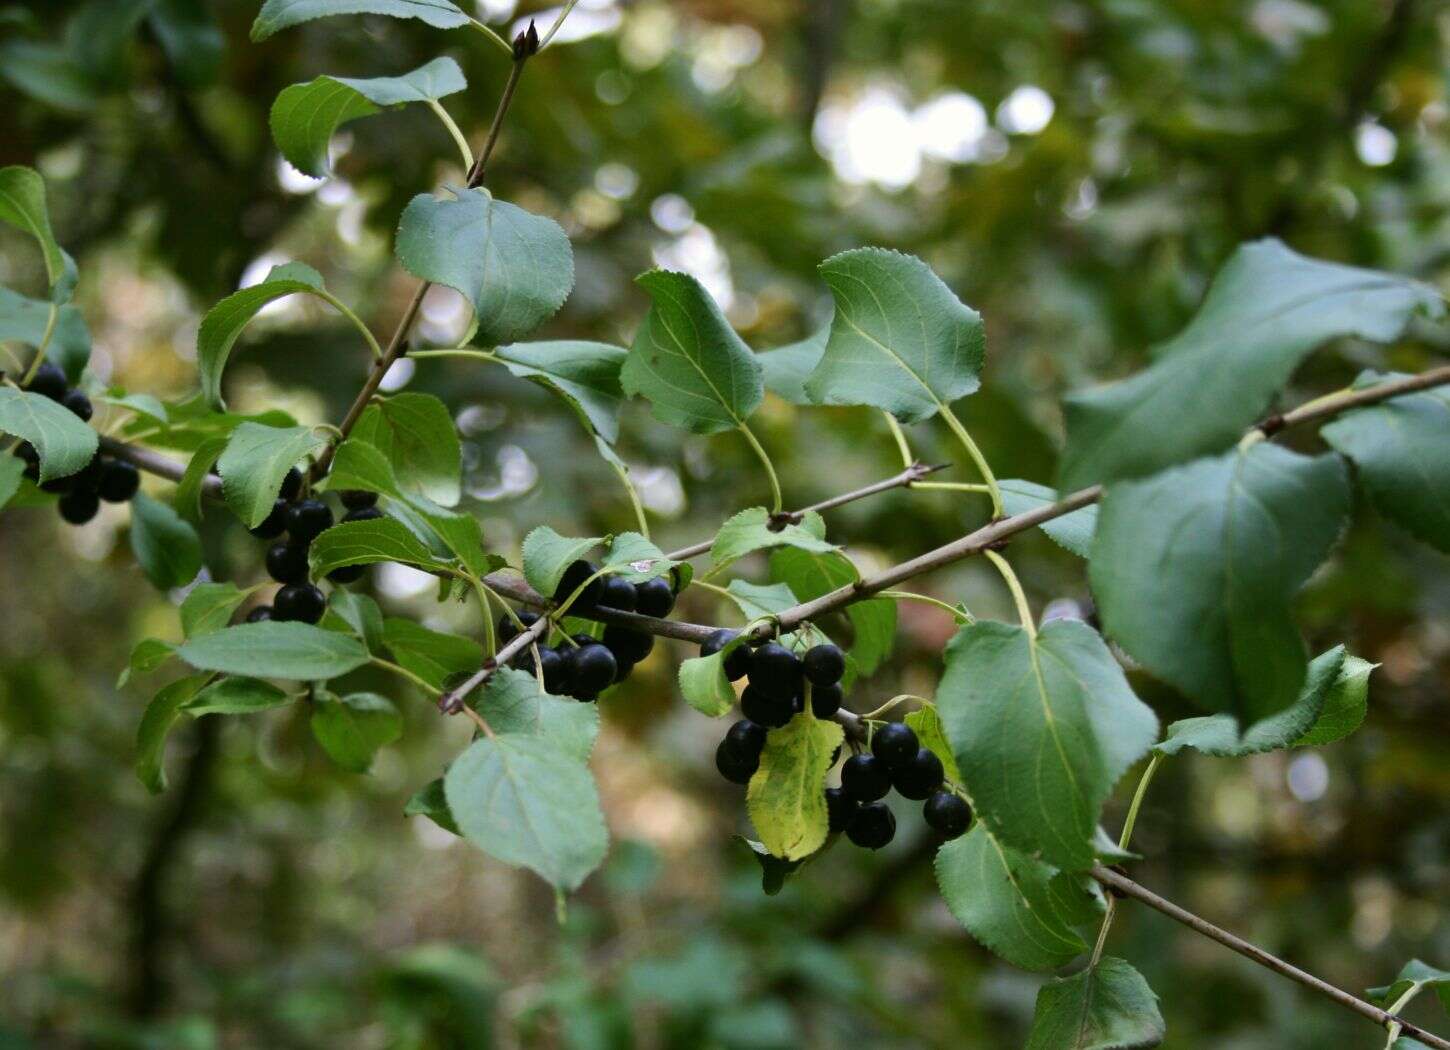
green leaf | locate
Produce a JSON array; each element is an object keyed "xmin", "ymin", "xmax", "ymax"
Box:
[
  {"xmin": 444, "ymin": 733, "xmax": 608, "ymax": 892},
  {"xmin": 758, "ymin": 327, "xmax": 828, "ymax": 405},
  {"xmin": 771, "ymin": 547, "xmax": 896, "ymax": 675},
  {"xmin": 271, "ymin": 58, "xmax": 466, "ymax": 177},
  {"xmin": 494, "ymin": 340, "xmax": 629, "ymax": 444},
  {"xmin": 352, "ymin": 392, "xmax": 462, "ymax": 507},
  {"xmin": 746, "ymin": 711, "xmax": 844, "ymax": 860},
  {"xmin": 148, "ymin": 0, "xmax": 226, "ymax": 88},
  {"xmin": 396, "ymin": 187, "xmax": 573, "ymax": 345},
  {"xmin": 183, "ymin": 676, "xmax": 292, "ymax": 716},
  {"xmin": 475, "ymin": 667, "xmax": 599, "ymax": 761},
  {"xmin": 310, "ymin": 691, "xmax": 402, "ymax": 773},
  {"xmin": 308, "ymin": 516, "xmax": 444, "ymax": 577},
  {"xmin": 0, "ymin": 387, "xmax": 98, "ymax": 482},
  {"xmin": 217, "ymin": 422, "xmax": 328, "ymax": 528},
  {"xmin": 1294, "ymin": 655, "xmax": 1376, "ymax": 747},
  {"xmin": 725, "ymin": 579, "xmax": 799, "ymax": 621},
  {"xmin": 1322, "ymin": 374, "xmax": 1450, "ymax": 554},
  {"xmin": 0, "ymin": 455, "xmax": 24, "ymax": 512},
  {"xmin": 135, "ymin": 674, "xmax": 210, "ymax": 793},
  {"xmin": 1367, "ymin": 960, "xmax": 1450, "ymax": 1015},
  {"xmin": 324, "ymin": 590, "xmax": 385, "ymax": 652},
  {"xmin": 1091, "ymin": 443, "xmax": 1350, "ymax": 722},
  {"xmin": 678, "ymin": 651, "xmax": 737, "ymax": 718},
  {"xmin": 0, "ymin": 166, "xmax": 69, "ymax": 294},
  {"xmin": 175, "ymin": 437, "xmax": 226, "ymax": 523},
  {"xmin": 1154, "ymin": 647, "xmax": 1347, "ymax": 758},
  {"xmin": 180, "ymin": 582, "xmax": 257, "ymax": 638},
  {"xmin": 805, "ymin": 248, "xmax": 984, "ymax": 423},
  {"xmin": 1059, "ymin": 240, "xmax": 1443, "ymax": 491},
  {"xmin": 118, "ymin": 638, "xmax": 177, "ymax": 688},
  {"xmin": 197, "ymin": 262, "xmax": 327, "ymax": 408},
  {"xmin": 176, "ymin": 621, "xmax": 369, "ymax": 680},
  {"xmin": 251, "ymin": 0, "xmax": 471, "ymax": 41},
  {"xmin": 1027, "ymin": 957, "xmax": 1165, "ymax": 1050},
  {"xmin": 382, "ymin": 618, "xmax": 482, "ymax": 691},
  {"xmin": 0, "ymin": 40, "xmax": 96, "ymax": 113},
  {"xmin": 710, "ymin": 507, "xmax": 836, "ymax": 569},
  {"xmin": 936, "ymin": 825, "xmax": 1098, "ymax": 971},
  {"xmin": 621, "ymin": 270, "xmax": 764, "ymax": 434},
  {"xmin": 405, "ymin": 777, "xmax": 459, "ymax": 835},
  {"xmin": 602, "ymin": 532, "xmax": 677, "ymax": 583},
  {"xmin": 999, "ymin": 479, "xmax": 1100, "ymax": 558},
  {"xmin": 130, "ymin": 494, "xmax": 203, "ymax": 590},
  {"xmin": 522, "ymin": 526, "xmax": 602, "ymax": 598},
  {"xmin": 938, "ymin": 619, "xmax": 1159, "ymax": 871},
  {"xmin": 0, "ymin": 286, "xmax": 91, "ymax": 381},
  {"xmin": 903, "ymin": 704, "xmax": 961, "ymax": 783}
]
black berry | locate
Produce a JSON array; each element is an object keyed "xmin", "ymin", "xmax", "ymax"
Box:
[
  {"xmin": 603, "ymin": 624, "xmax": 653, "ymax": 664},
  {"xmin": 266, "ymin": 541, "xmax": 310, "ymax": 585},
  {"xmin": 923, "ymin": 791, "xmax": 971, "ymax": 838},
  {"xmin": 871, "ymin": 723, "xmax": 919, "ymax": 770},
  {"xmin": 891, "ymin": 748, "xmax": 945, "ymax": 800},
  {"xmin": 57, "ymin": 487, "xmax": 99, "ymax": 525},
  {"xmin": 634, "ymin": 576, "xmax": 675, "ymax": 618},
  {"xmin": 810, "ymin": 682, "xmax": 843, "ymax": 718},
  {"xmin": 286, "ymin": 499, "xmax": 333, "ymax": 543},
  {"xmin": 613, "ymin": 658, "xmax": 636, "ymax": 684},
  {"xmin": 250, "ymin": 499, "xmax": 289, "ymax": 539},
  {"xmin": 343, "ymin": 506, "xmax": 384, "ymax": 524},
  {"xmin": 841, "ymin": 753, "xmax": 892, "ymax": 802},
  {"xmin": 598, "ymin": 574, "xmax": 638, "ymax": 612},
  {"xmin": 700, "ymin": 628, "xmax": 750, "ymax": 680},
  {"xmin": 725, "ymin": 719, "xmax": 767, "ymax": 762},
  {"xmin": 740, "ymin": 683, "xmax": 793, "ymax": 729},
  {"xmin": 328, "ymin": 563, "xmax": 366, "ymax": 584},
  {"xmin": 553, "ymin": 560, "xmax": 601, "ymax": 611},
  {"xmin": 279, "ymin": 467, "xmax": 304, "ymax": 502},
  {"xmin": 846, "ymin": 801, "xmax": 896, "ymax": 849},
  {"xmin": 749, "ymin": 642, "xmax": 802, "ymax": 701},
  {"xmin": 340, "ymin": 489, "xmax": 378, "ymax": 510},
  {"xmin": 27, "ymin": 362, "xmax": 67, "ymax": 400},
  {"xmin": 715, "ymin": 738, "xmax": 758, "ymax": 784},
  {"xmin": 274, "ymin": 583, "xmax": 326, "ymax": 624},
  {"xmin": 803, "ymin": 643, "xmax": 845, "ymax": 687},
  {"xmin": 570, "ymin": 643, "xmax": 617, "ymax": 695},
  {"xmin": 245, "ymin": 606, "xmax": 274, "ymax": 623},
  {"xmin": 61, "ymin": 389, "xmax": 92, "ymax": 421},
  {"xmin": 538, "ymin": 647, "xmax": 568, "ymax": 693},
  {"xmin": 498, "ymin": 611, "xmax": 540, "ymax": 644},
  {"xmin": 96, "ymin": 459, "xmax": 140, "ymax": 502},
  {"xmin": 826, "ymin": 786, "xmax": 858, "ymax": 833}
]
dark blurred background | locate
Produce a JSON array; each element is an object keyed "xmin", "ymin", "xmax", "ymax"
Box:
[{"xmin": 1, "ymin": 0, "xmax": 1448, "ymax": 1046}]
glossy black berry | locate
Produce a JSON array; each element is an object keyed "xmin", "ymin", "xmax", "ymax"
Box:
[
  {"xmin": 40, "ymin": 473, "xmax": 74, "ymax": 494},
  {"xmin": 249, "ymin": 499, "xmax": 289, "ymax": 539},
  {"xmin": 538, "ymin": 647, "xmax": 568, "ymax": 693},
  {"xmin": 571, "ymin": 632, "xmax": 600, "ymax": 649},
  {"xmin": 749, "ymin": 642, "xmax": 802, "ymax": 701},
  {"xmin": 498, "ymin": 611, "xmax": 540, "ymax": 644},
  {"xmin": 343, "ymin": 506, "xmax": 383, "ymax": 524},
  {"xmin": 286, "ymin": 499, "xmax": 333, "ymax": 544},
  {"xmin": 891, "ymin": 748, "xmax": 945, "ymax": 801},
  {"xmin": 634, "ymin": 576, "xmax": 675, "ymax": 618},
  {"xmin": 810, "ymin": 683, "xmax": 843, "ymax": 718},
  {"xmin": 554, "ymin": 560, "xmax": 601, "ymax": 611},
  {"xmin": 245, "ymin": 606, "xmax": 274, "ymax": 623},
  {"xmin": 274, "ymin": 583, "xmax": 326, "ymax": 624},
  {"xmin": 27, "ymin": 362, "xmax": 67, "ymax": 400},
  {"xmin": 847, "ymin": 801, "xmax": 896, "ymax": 849},
  {"xmin": 340, "ymin": 489, "xmax": 378, "ymax": 510},
  {"xmin": 725, "ymin": 719, "xmax": 767, "ymax": 762},
  {"xmin": 740, "ymin": 683, "xmax": 793, "ymax": 729},
  {"xmin": 57, "ymin": 487, "xmax": 99, "ymax": 525},
  {"xmin": 871, "ymin": 723, "xmax": 920, "ymax": 770},
  {"xmin": 715, "ymin": 738, "xmax": 758, "ymax": 785},
  {"xmin": 571, "ymin": 643, "xmax": 617, "ymax": 695},
  {"xmin": 61, "ymin": 389, "xmax": 92, "ymax": 421},
  {"xmin": 327, "ymin": 564, "xmax": 366, "ymax": 584},
  {"xmin": 613, "ymin": 658, "xmax": 636, "ymax": 684},
  {"xmin": 803, "ymin": 643, "xmax": 846, "ymax": 687},
  {"xmin": 603, "ymin": 624, "xmax": 653, "ymax": 664},
  {"xmin": 923, "ymin": 791, "xmax": 971, "ymax": 838},
  {"xmin": 826, "ymin": 786, "xmax": 858, "ymax": 833},
  {"xmin": 279, "ymin": 467, "xmax": 304, "ymax": 502},
  {"xmin": 96, "ymin": 459, "xmax": 140, "ymax": 502},
  {"xmin": 700, "ymin": 628, "xmax": 750, "ymax": 680},
  {"xmin": 266, "ymin": 541, "xmax": 310, "ymax": 585},
  {"xmin": 841, "ymin": 753, "xmax": 892, "ymax": 802},
  {"xmin": 598, "ymin": 574, "xmax": 638, "ymax": 612}
]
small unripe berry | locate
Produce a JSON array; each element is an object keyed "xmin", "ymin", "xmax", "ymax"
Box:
[
  {"xmin": 923, "ymin": 791, "xmax": 971, "ymax": 838},
  {"xmin": 803, "ymin": 643, "xmax": 845, "ymax": 687},
  {"xmin": 871, "ymin": 722, "xmax": 919, "ymax": 770},
  {"xmin": 841, "ymin": 753, "xmax": 892, "ymax": 802},
  {"xmin": 847, "ymin": 801, "xmax": 896, "ymax": 849}
]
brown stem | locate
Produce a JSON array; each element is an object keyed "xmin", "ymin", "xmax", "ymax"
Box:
[
  {"xmin": 1261, "ymin": 363, "xmax": 1450, "ymax": 434},
  {"xmin": 1091, "ymin": 865, "xmax": 1450, "ymax": 1049}
]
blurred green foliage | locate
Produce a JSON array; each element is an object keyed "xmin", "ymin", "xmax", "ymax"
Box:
[{"xmin": 1, "ymin": 0, "xmax": 1448, "ymax": 1046}]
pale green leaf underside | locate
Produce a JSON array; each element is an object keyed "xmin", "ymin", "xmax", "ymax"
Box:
[
  {"xmin": 130, "ymin": 493, "xmax": 203, "ymax": 590},
  {"xmin": 758, "ymin": 326, "xmax": 828, "ymax": 406},
  {"xmin": 746, "ymin": 712, "xmax": 843, "ymax": 861},
  {"xmin": 999, "ymin": 478, "xmax": 1100, "ymax": 558},
  {"xmin": 1091, "ymin": 443, "xmax": 1350, "ymax": 722},
  {"xmin": 0, "ymin": 387, "xmax": 98, "ymax": 482},
  {"xmin": 1293, "ymin": 655, "xmax": 1375, "ymax": 747},
  {"xmin": 710, "ymin": 506, "xmax": 835, "ymax": 568},
  {"xmin": 135, "ymin": 674, "xmax": 211, "ymax": 793},
  {"xmin": 0, "ymin": 456, "xmax": 25, "ymax": 512},
  {"xmin": 382, "ymin": 618, "xmax": 481, "ymax": 690},
  {"xmin": 0, "ymin": 286, "xmax": 91, "ymax": 381},
  {"xmin": 251, "ymin": 0, "xmax": 471, "ymax": 41},
  {"xmin": 1026, "ymin": 957, "xmax": 1165, "ymax": 1050},
  {"xmin": 198, "ymin": 262, "xmax": 327, "ymax": 408},
  {"xmin": 183, "ymin": 676, "xmax": 292, "ymax": 716},
  {"xmin": 310, "ymin": 691, "xmax": 402, "ymax": 773},
  {"xmin": 0, "ymin": 165, "xmax": 67, "ymax": 292},
  {"xmin": 678, "ymin": 651, "xmax": 737, "ymax": 718},
  {"xmin": 217, "ymin": 422, "xmax": 328, "ymax": 528},
  {"xmin": 494, "ymin": 340, "xmax": 628, "ymax": 444},
  {"xmin": 806, "ymin": 248, "xmax": 985, "ymax": 424},
  {"xmin": 475, "ymin": 668, "xmax": 599, "ymax": 762}
]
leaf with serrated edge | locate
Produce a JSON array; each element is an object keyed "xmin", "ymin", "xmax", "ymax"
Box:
[
  {"xmin": 308, "ymin": 517, "xmax": 443, "ymax": 577},
  {"xmin": 476, "ymin": 668, "xmax": 598, "ymax": 762},
  {"xmin": 938, "ymin": 619, "xmax": 1159, "ymax": 872},
  {"xmin": 0, "ymin": 166, "xmax": 67, "ymax": 293},
  {"xmin": 1367, "ymin": 960, "xmax": 1450, "ymax": 1016},
  {"xmin": 217, "ymin": 422, "xmax": 328, "ymax": 528},
  {"xmin": 176, "ymin": 621, "xmax": 369, "ymax": 680},
  {"xmin": 198, "ymin": 262, "xmax": 328, "ymax": 408},
  {"xmin": 1091, "ymin": 443, "xmax": 1349, "ymax": 722},
  {"xmin": 325, "ymin": 591, "xmax": 385, "ymax": 652},
  {"xmin": 747, "ymin": 711, "xmax": 843, "ymax": 861},
  {"xmin": 495, "ymin": 341, "xmax": 628, "ymax": 444},
  {"xmin": 396, "ymin": 188, "xmax": 573, "ymax": 345},
  {"xmin": 678, "ymin": 651, "xmax": 737, "ymax": 718},
  {"xmin": 726, "ymin": 579, "xmax": 799, "ymax": 621},
  {"xmin": 771, "ymin": 546, "xmax": 896, "ymax": 675},
  {"xmin": 1026, "ymin": 957, "xmax": 1165, "ymax": 1050},
  {"xmin": 444, "ymin": 733, "xmax": 608, "ymax": 892},
  {"xmin": 1294, "ymin": 656, "xmax": 1376, "ymax": 747},
  {"xmin": 180, "ymin": 582, "xmax": 258, "ymax": 638},
  {"xmin": 310, "ymin": 691, "xmax": 402, "ymax": 773},
  {"xmin": 382, "ymin": 618, "xmax": 482, "ymax": 691},
  {"xmin": 130, "ymin": 494, "xmax": 203, "ymax": 590},
  {"xmin": 1059, "ymin": 240, "xmax": 1443, "ymax": 491},
  {"xmin": 0, "ymin": 388, "xmax": 98, "ymax": 482},
  {"xmin": 251, "ymin": 0, "xmax": 470, "ymax": 41},
  {"xmin": 759, "ymin": 326, "xmax": 828, "ymax": 405},
  {"xmin": 183, "ymin": 677, "xmax": 291, "ymax": 716},
  {"xmin": 602, "ymin": 532, "xmax": 675, "ymax": 582},
  {"xmin": 136, "ymin": 674, "xmax": 210, "ymax": 793},
  {"xmin": 405, "ymin": 778, "xmax": 459, "ymax": 835},
  {"xmin": 0, "ymin": 286, "xmax": 90, "ymax": 381},
  {"xmin": 522, "ymin": 526, "xmax": 602, "ymax": 597},
  {"xmin": 621, "ymin": 270, "xmax": 764, "ymax": 434},
  {"xmin": 903, "ymin": 705, "xmax": 961, "ymax": 783},
  {"xmin": 999, "ymin": 479, "xmax": 1100, "ymax": 558},
  {"xmin": 351, "ymin": 392, "xmax": 462, "ymax": 507},
  {"xmin": 710, "ymin": 507, "xmax": 835, "ymax": 569},
  {"xmin": 805, "ymin": 248, "xmax": 984, "ymax": 423},
  {"xmin": 118, "ymin": 638, "xmax": 177, "ymax": 688}
]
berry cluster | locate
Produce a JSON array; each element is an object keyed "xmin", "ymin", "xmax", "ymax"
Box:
[
  {"xmin": 710, "ymin": 635, "xmax": 846, "ymax": 774},
  {"xmin": 16, "ymin": 363, "xmax": 139, "ymax": 525},
  {"xmin": 500, "ymin": 559, "xmax": 676, "ymax": 702},
  {"xmin": 831, "ymin": 722, "xmax": 970, "ymax": 848},
  {"xmin": 244, "ymin": 469, "xmax": 379, "ymax": 625}
]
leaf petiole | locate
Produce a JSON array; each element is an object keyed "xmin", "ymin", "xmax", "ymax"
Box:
[{"xmin": 736, "ymin": 422, "xmax": 783, "ymax": 514}]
